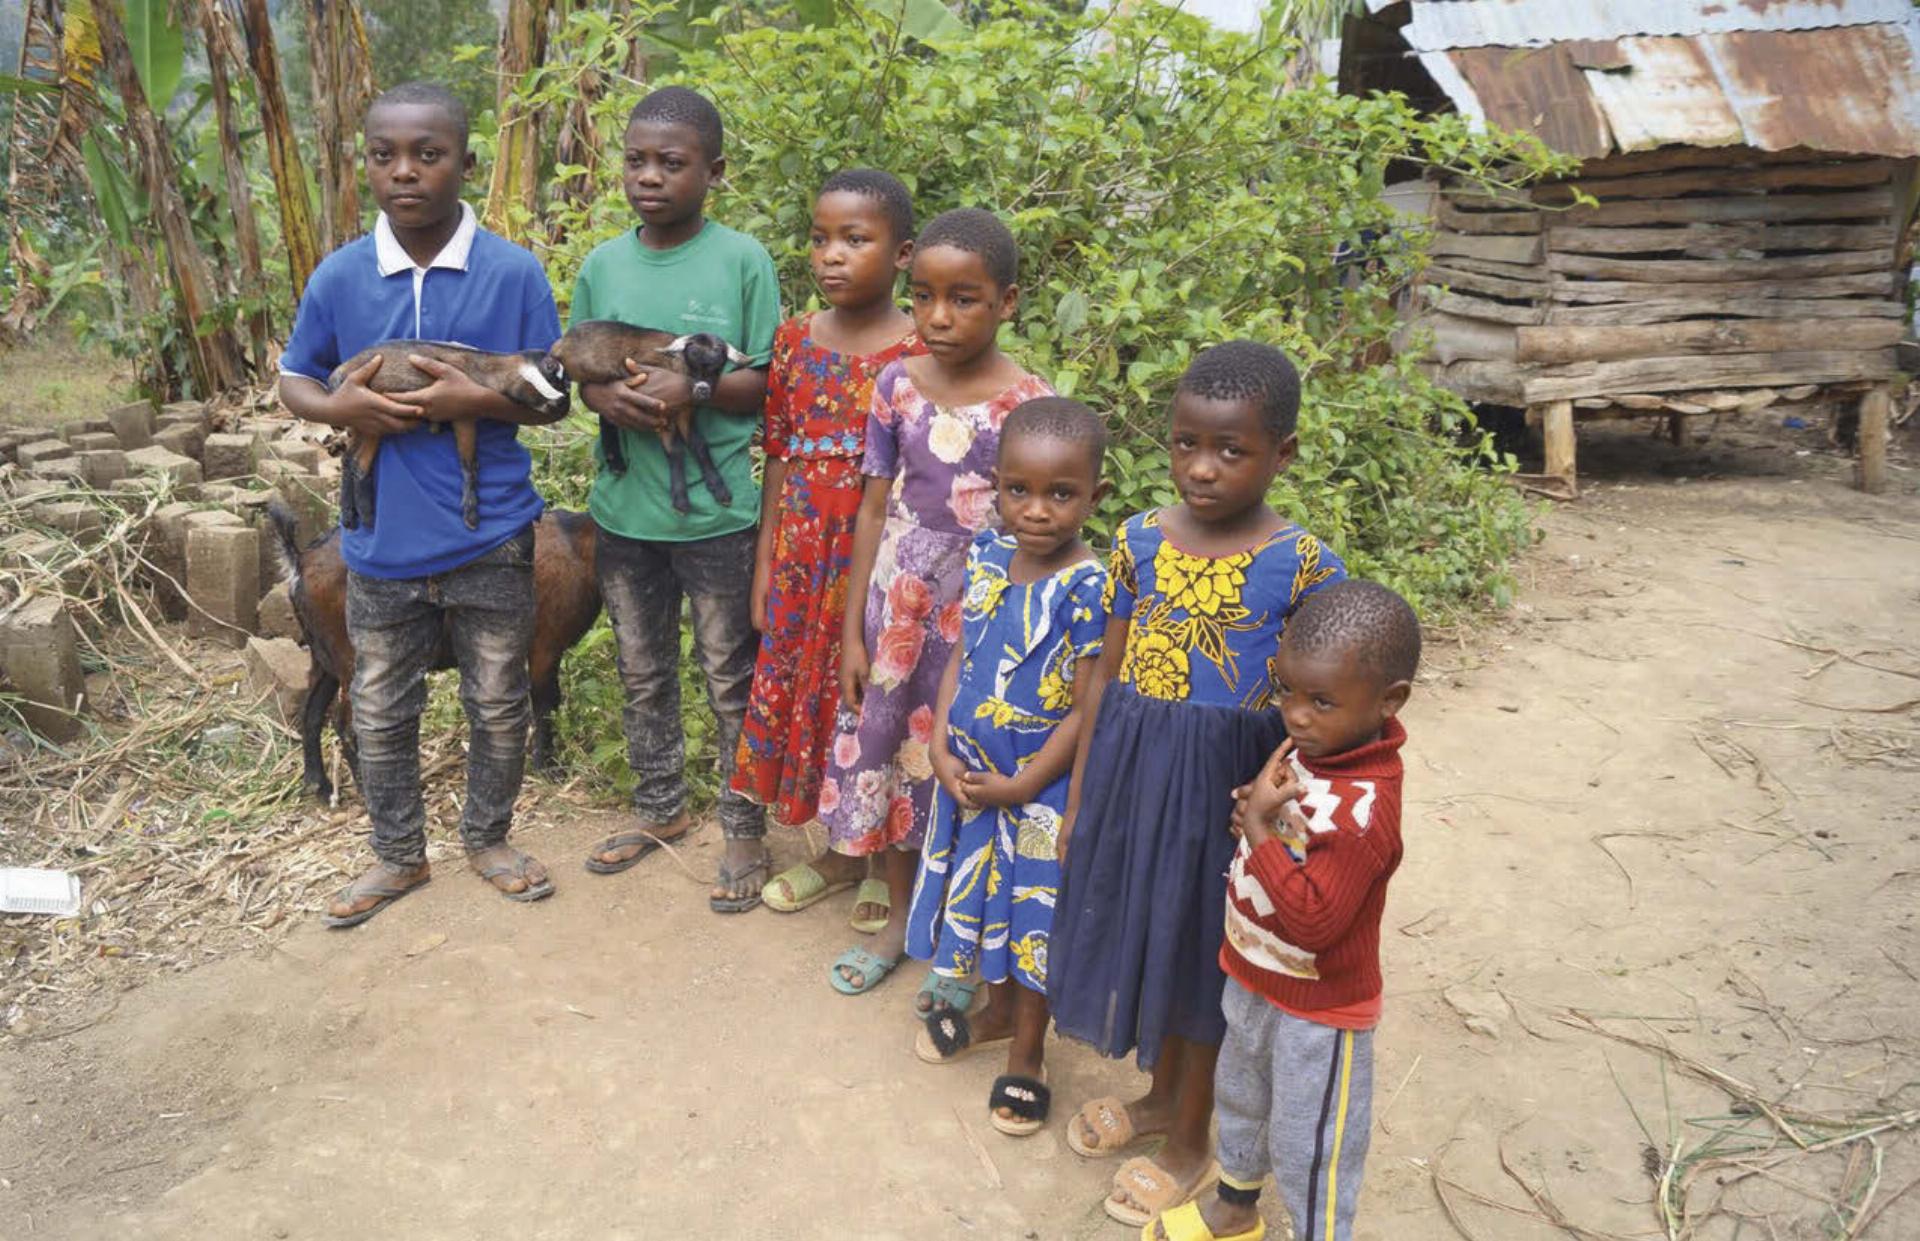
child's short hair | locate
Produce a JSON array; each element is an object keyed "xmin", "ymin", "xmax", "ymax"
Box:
[
  {"xmin": 1285, "ymin": 580, "xmax": 1422, "ymax": 685},
  {"xmin": 916, "ymin": 208, "xmax": 1018, "ymax": 288},
  {"xmin": 1178, "ymin": 340, "xmax": 1301, "ymax": 441},
  {"xmin": 820, "ymin": 168, "xmax": 916, "ymax": 247},
  {"xmin": 367, "ymin": 81, "xmax": 469, "ymax": 149},
  {"xmin": 1003, "ymin": 396, "xmax": 1108, "ymax": 471},
  {"xmin": 628, "ymin": 86, "xmax": 723, "ymax": 159}
]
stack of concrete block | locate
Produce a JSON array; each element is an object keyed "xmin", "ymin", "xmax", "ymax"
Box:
[
  {"xmin": 124, "ymin": 443, "xmax": 203, "ymax": 486},
  {"xmin": 0, "ymin": 596, "xmax": 86, "ymax": 741},
  {"xmin": 106, "ymin": 402, "xmax": 156, "ymax": 449},
  {"xmin": 244, "ymin": 636, "xmax": 313, "ymax": 726},
  {"xmin": 182, "ymin": 509, "xmax": 259, "ymax": 646}
]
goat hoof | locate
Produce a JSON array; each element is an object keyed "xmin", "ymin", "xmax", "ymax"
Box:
[{"xmin": 709, "ymin": 482, "xmax": 734, "ymax": 508}]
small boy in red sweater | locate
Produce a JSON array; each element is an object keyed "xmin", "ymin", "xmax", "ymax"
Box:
[{"xmin": 1146, "ymin": 579, "xmax": 1418, "ymax": 1241}]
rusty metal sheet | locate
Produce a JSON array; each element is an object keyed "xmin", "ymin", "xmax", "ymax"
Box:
[
  {"xmin": 1702, "ymin": 25, "xmax": 1920, "ymax": 155},
  {"xmin": 1448, "ymin": 44, "xmax": 1614, "ymax": 158},
  {"xmin": 1402, "ymin": 0, "xmax": 1911, "ymax": 51},
  {"xmin": 1581, "ymin": 36, "xmax": 1746, "ymax": 151}
]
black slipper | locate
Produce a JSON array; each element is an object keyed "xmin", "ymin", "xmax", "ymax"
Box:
[
  {"xmin": 584, "ymin": 828, "xmax": 674, "ymax": 875},
  {"xmin": 709, "ymin": 854, "xmax": 770, "ymax": 914},
  {"xmin": 989, "ymin": 1073, "xmax": 1052, "ymax": 1136}
]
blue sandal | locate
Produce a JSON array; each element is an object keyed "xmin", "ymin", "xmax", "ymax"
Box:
[
  {"xmin": 915, "ymin": 972, "xmax": 978, "ymax": 1016},
  {"xmin": 828, "ymin": 945, "xmax": 903, "ymax": 995}
]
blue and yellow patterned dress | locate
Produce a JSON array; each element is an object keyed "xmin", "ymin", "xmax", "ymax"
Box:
[
  {"xmin": 1049, "ymin": 510, "xmax": 1344, "ymax": 1066},
  {"xmin": 905, "ymin": 532, "xmax": 1108, "ymax": 994}
]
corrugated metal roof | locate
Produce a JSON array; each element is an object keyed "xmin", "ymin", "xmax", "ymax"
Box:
[
  {"xmin": 1397, "ymin": 0, "xmax": 1912, "ymax": 52},
  {"xmin": 1365, "ymin": 3, "xmax": 1920, "ymax": 157}
]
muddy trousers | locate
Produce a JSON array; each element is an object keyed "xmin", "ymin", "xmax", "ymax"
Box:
[
  {"xmin": 346, "ymin": 526, "xmax": 535, "ymax": 867},
  {"xmin": 1215, "ymin": 977, "xmax": 1375, "ymax": 1241},
  {"xmin": 595, "ymin": 524, "xmax": 765, "ymax": 841}
]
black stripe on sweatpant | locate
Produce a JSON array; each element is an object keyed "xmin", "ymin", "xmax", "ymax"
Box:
[{"xmin": 1302, "ymin": 1030, "xmax": 1342, "ymax": 1237}]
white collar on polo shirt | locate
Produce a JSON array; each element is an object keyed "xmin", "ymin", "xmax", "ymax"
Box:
[{"xmin": 373, "ymin": 201, "xmax": 478, "ymax": 338}]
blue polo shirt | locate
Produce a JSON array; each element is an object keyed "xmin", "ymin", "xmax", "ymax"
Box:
[{"xmin": 280, "ymin": 202, "xmax": 562, "ymax": 579}]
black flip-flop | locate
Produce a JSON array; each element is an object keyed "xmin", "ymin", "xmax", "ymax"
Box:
[
  {"xmin": 989, "ymin": 1073, "xmax": 1052, "ymax": 1137},
  {"xmin": 583, "ymin": 828, "xmax": 675, "ymax": 875},
  {"xmin": 470, "ymin": 846, "xmax": 555, "ymax": 903},
  {"xmin": 709, "ymin": 854, "xmax": 770, "ymax": 914},
  {"xmin": 322, "ymin": 865, "xmax": 431, "ymax": 929}
]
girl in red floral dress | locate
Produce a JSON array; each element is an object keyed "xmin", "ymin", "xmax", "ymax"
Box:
[{"xmin": 735, "ymin": 172, "xmax": 922, "ymax": 915}]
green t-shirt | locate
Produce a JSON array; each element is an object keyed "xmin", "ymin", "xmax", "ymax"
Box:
[{"xmin": 571, "ymin": 219, "xmax": 781, "ymax": 542}]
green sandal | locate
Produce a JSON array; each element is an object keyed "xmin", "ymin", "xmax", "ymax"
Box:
[
  {"xmin": 848, "ymin": 877, "xmax": 891, "ymax": 934},
  {"xmin": 828, "ymin": 945, "xmax": 903, "ymax": 995},
  {"xmin": 763, "ymin": 861, "xmax": 857, "ymax": 913}
]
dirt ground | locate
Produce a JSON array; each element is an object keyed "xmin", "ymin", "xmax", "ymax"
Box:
[{"xmin": 2, "ymin": 415, "xmax": 1917, "ymax": 1240}]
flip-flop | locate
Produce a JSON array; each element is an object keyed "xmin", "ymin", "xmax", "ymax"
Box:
[
  {"xmin": 1106, "ymin": 1156, "xmax": 1221, "ymax": 1227},
  {"xmin": 709, "ymin": 853, "xmax": 769, "ymax": 914},
  {"xmin": 322, "ymin": 862, "xmax": 430, "ymax": 929},
  {"xmin": 848, "ymin": 877, "xmax": 891, "ymax": 934},
  {"xmin": 762, "ymin": 860, "xmax": 857, "ymax": 913},
  {"xmin": 915, "ymin": 972, "xmax": 978, "ymax": 1016},
  {"xmin": 1067, "ymin": 1095, "xmax": 1159, "ymax": 1159},
  {"xmin": 1141, "ymin": 1200, "xmax": 1266, "ymax": 1241},
  {"xmin": 469, "ymin": 845, "xmax": 554, "ymax": 903},
  {"xmin": 583, "ymin": 827, "xmax": 678, "ymax": 875},
  {"xmin": 915, "ymin": 1009, "xmax": 1013, "ymax": 1064},
  {"xmin": 989, "ymin": 1071, "xmax": 1051, "ymax": 1137},
  {"xmin": 827, "ymin": 945, "xmax": 903, "ymax": 995}
]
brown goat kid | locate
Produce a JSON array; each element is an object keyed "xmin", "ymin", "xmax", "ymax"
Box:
[
  {"xmin": 546, "ymin": 320, "xmax": 751, "ymax": 515},
  {"xmin": 268, "ymin": 502, "xmax": 602, "ymax": 803},
  {"xmin": 327, "ymin": 341, "xmax": 570, "ymax": 531}
]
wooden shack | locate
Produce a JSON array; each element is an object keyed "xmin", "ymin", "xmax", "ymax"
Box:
[{"xmin": 1341, "ymin": 0, "xmax": 1920, "ymax": 494}]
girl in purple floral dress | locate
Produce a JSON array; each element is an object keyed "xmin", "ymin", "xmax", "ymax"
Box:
[{"xmin": 823, "ymin": 209, "xmax": 1052, "ymax": 996}]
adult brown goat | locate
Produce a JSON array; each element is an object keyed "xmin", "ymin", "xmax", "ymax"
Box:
[
  {"xmin": 268, "ymin": 502, "xmax": 602, "ymax": 802},
  {"xmin": 327, "ymin": 341, "xmax": 570, "ymax": 532},
  {"xmin": 546, "ymin": 320, "xmax": 751, "ymax": 515}
]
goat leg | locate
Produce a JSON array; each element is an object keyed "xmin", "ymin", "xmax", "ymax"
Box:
[
  {"xmin": 599, "ymin": 418, "xmax": 628, "ymax": 475},
  {"xmin": 662, "ymin": 427, "xmax": 692, "ymax": 514},
  {"xmin": 684, "ymin": 421, "xmax": 732, "ymax": 509},
  {"xmin": 339, "ymin": 431, "xmax": 379, "ymax": 530},
  {"xmin": 453, "ymin": 419, "xmax": 480, "ymax": 530},
  {"xmin": 301, "ymin": 664, "xmax": 340, "ymax": 803}
]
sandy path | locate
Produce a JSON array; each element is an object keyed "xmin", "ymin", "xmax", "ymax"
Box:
[{"xmin": 3, "ymin": 422, "xmax": 1916, "ymax": 1239}]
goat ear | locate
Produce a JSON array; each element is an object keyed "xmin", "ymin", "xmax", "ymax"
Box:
[{"xmin": 725, "ymin": 345, "xmax": 753, "ymax": 367}]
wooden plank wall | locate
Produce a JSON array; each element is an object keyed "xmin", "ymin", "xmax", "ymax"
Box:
[{"xmin": 1416, "ymin": 147, "xmax": 1910, "ymax": 409}]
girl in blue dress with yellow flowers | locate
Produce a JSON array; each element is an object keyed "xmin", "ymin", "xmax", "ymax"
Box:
[
  {"xmin": 1049, "ymin": 341, "xmax": 1345, "ymax": 1231},
  {"xmin": 905, "ymin": 397, "xmax": 1110, "ymax": 1138}
]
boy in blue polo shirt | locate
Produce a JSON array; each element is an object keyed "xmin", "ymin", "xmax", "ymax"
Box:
[
  {"xmin": 279, "ymin": 81, "xmax": 565, "ymax": 928},
  {"xmin": 571, "ymin": 87, "xmax": 780, "ymax": 914}
]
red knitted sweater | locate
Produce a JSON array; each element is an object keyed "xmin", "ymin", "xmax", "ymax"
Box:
[{"xmin": 1219, "ymin": 717, "xmax": 1406, "ymax": 1016}]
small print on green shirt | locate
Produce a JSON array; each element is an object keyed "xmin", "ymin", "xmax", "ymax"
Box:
[{"xmin": 571, "ymin": 220, "xmax": 781, "ymax": 543}]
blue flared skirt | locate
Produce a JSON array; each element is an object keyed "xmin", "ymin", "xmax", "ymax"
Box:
[{"xmin": 1047, "ymin": 683, "xmax": 1287, "ymax": 1069}]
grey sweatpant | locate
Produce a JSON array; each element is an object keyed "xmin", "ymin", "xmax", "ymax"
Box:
[{"xmin": 1216, "ymin": 977, "xmax": 1376, "ymax": 1241}]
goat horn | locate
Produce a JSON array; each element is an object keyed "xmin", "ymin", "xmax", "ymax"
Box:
[
  {"xmin": 519, "ymin": 361, "xmax": 567, "ymax": 404},
  {"xmin": 725, "ymin": 345, "xmax": 754, "ymax": 367},
  {"xmin": 662, "ymin": 334, "xmax": 692, "ymax": 355}
]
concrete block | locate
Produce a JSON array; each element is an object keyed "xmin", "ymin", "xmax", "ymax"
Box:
[
  {"xmin": 197, "ymin": 482, "xmax": 242, "ymax": 506},
  {"xmin": 6, "ymin": 477, "xmax": 62, "ymax": 503},
  {"xmin": 31, "ymin": 501, "xmax": 102, "ymax": 540},
  {"xmin": 0, "ymin": 430, "xmax": 34, "ymax": 462},
  {"xmin": 230, "ymin": 489, "xmax": 278, "ymax": 591},
  {"xmin": 17, "ymin": 438, "xmax": 74, "ymax": 468},
  {"xmin": 266, "ymin": 439, "xmax": 323, "ymax": 472},
  {"xmin": 75, "ymin": 449, "xmax": 128, "ymax": 487},
  {"xmin": 59, "ymin": 419, "xmax": 112, "ymax": 442},
  {"xmin": 26, "ymin": 457, "xmax": 85, "ymax": 483},
  {"xmin": 153, "ymin": 423, "xmax": 205, "ymax": 462},
  {"xmin": 203, "ymin": 432, "xmax": 258, "ymax": 481},
  {"xmin": 125, "ymin": 444, "xmax": 203, "ymax": 487},
  {"xmin": 244, "ymin": 636, "xmax": 312, "ymax": 725},
  {"xmin": 160, "ymin": 401, "xmax": 209, "ymax": 428},
  {"xmin": 66, "ymin": 431, "xmax": 119, "ymax": 453},
  {"xmin": 106, "ymin": 403, "xmax": 156, "ymax": 449},
  {"xmin": 258, "ymin": 579, "xmax": 302, "ymax": 640},
  {"xmin": 0, "ymin": 596, "xmax": 86, "ymax": 741},
  {"xmin": 276, "ymin": 472, "xmax": 336, "ymax": 547},
  {"xmin": 186, "ymin": 521, "xmax": 259, "ymax": 645},
  {"xmin": 146, "ymin": 501, "xmax": 200, "ymax": 621},
  {"xmin": 0, "ymin": 530, "xmax": 62, "ymax": 571}
]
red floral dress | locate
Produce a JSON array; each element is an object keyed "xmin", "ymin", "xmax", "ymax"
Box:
[{"xmin": 731, "ymin": 313, "xmax": 923, "ymax": 825}]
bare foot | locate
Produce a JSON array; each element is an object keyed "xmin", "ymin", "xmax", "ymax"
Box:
[
  {"xmin": 1109, "ymin": 1145, "xmax": 1214, "ymax": 1221},
  {"xmin": 585, "ymin": 813, "xmax": 691, "ymax": 871},
  {"xmin": 710, "ymin": 836, "xmax": 769, "ymax": 908},
  {"xmin": 324, "ymin": 860, "xmax": 429, "ymax": 924},
  {"xmin": 1069, "ymin": 1092, "xmax": 1172, "ymax": 1156}
]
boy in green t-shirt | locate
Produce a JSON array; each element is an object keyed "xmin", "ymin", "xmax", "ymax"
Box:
[{"xmin": 572, "ymin": 86, "xmax": 781, "ymax": 913}]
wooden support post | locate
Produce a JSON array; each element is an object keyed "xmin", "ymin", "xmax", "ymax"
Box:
[
  {"xmin": 1539, "ymin": 400, "xmax": 1577, "ymax": 494},
  {"xmin": 1856, "ymin": 384, "xmax": 1889, "ymax": 493}
]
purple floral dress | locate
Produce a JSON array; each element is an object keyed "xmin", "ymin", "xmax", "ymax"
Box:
[{"xmin": 817, "ymin": 360, "xmax": 1053, "ymax": 856}]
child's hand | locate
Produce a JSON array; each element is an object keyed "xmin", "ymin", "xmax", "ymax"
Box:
[
  {"xmin": 960, "ymin": 770, "xmax": 1028, "ymax": 810},
  {"xmin": 393, "ymin": 354, "xmax": 492, "ymax": 423},
  {"xmin": 582, "ymin": 359, "xmax": 667, "ymax": 433},
  {"xmin": 749, "ymin": 559, "xmax": 771, "ymax": 632},
  {"xmin": 627, "ymin": 368, "xmax": 695, "ymax": 426},
  {"xmin": 1057, "ymin": 805, "xmax": 1076, "ymax": 863},
  {"xmin": 328, "ymin": 356, "xmax": 421, "ymax": 437},
  {"xmin": 839, "ymin": 639, "xmax": 870, "ymax": 709},
  {"xmin": 932, "ymin": 747, "xmax": 977, "ymax": 811},
  {"xmin": 1232, "ymin": 740, "xmax": 1306, "ymax": 842}
]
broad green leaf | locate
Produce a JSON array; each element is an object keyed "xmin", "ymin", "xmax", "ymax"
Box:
[
  {"xmin": 124, "ymin": 0, "xmax": 185, "ymax": 112},
  {"xmin": 81, "ymin": 131, "xmax": 135, "ymax": 246},
  {"xmin": 862, "ymin": 0, "xmax": 966, "ymax": 44},
  {"xmin": 1055, "ymin": 289, "xmax": 1089, "ymax": 337}
]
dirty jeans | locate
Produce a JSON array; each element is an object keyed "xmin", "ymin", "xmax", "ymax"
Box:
[
  {"xmin": 346, "ymin": 525, "xmax": 535, "ymax": 867},
  {"xmin": 595, "ymin": 524, "xmax": 765, "ymax": 840}
]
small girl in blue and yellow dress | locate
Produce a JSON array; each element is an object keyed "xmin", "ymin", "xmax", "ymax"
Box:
[
  {"xmin": 1048, "ymin": 341, "xmax": 1347, "ymax": 1230},
  {"xmin": 904, "ymin": 397, "xmax": 1111, "ymax": 1138}
]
